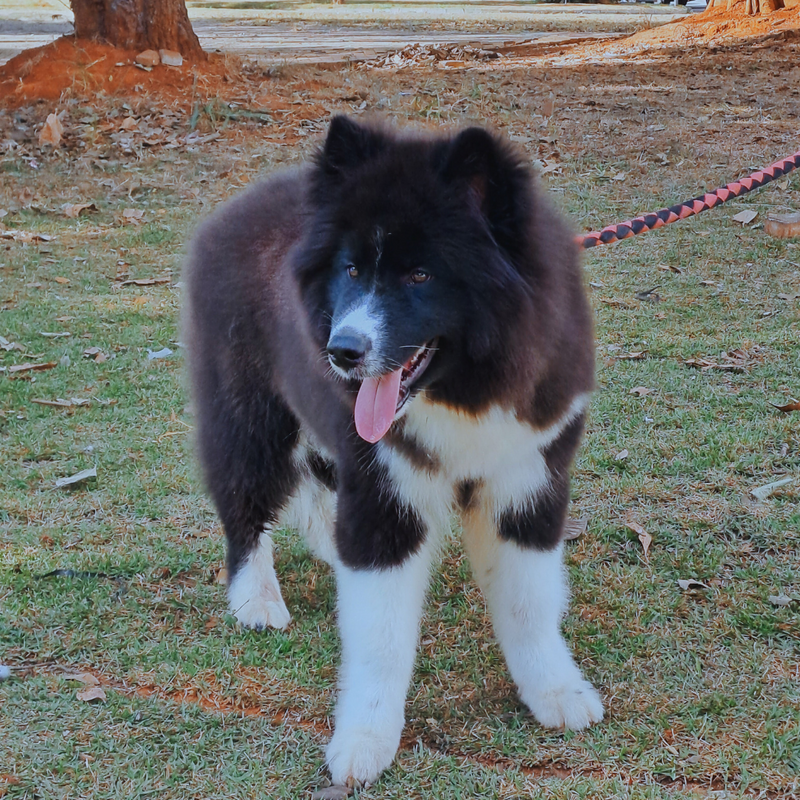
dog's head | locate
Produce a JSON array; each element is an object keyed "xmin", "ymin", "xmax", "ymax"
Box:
[{"xmin": 296, "ymin": 116, "xmax": 534, "ymax": 442}]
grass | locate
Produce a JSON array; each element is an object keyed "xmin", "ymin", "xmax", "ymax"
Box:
[{"xmin": 1, "ymin": 38, "xmax": 800, "ymax": 800}]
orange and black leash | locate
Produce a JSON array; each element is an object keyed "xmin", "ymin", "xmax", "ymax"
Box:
[{"xmin": 578, "ymin": 148, "xmax": 800, "ymax": 249}]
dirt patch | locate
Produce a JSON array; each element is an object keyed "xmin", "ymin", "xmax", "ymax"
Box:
[
  {"xmin": 579, "ymin": 5, "xmax": 799, "ymax": 59},
  {"xmin": 0, "ymin": 35, "xmax": 236, "ymax": 109}
]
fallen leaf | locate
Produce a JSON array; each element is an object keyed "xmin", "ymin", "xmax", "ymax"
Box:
[
  {"xmin": 776, "ymin": 293, "xmax": 800, "ymax": 301},
  {"xmin": 63, "ymin": 672, "xmax": 100, "ymax": 686},
  {"xmin": 38, "ymin": 331, "xmax": 71, "ymax": 338},
  {"xmin": 38, "ymin": 113, "xmax": 63, "ymax": 146},
  {"xmin": 617, "ymin": 351, "xmax": 646, "ymax": 361},
  {"xmin": 611, "ymin": 171, "xmax": 626, "ymax": 181},
  {"xmin": 119, "ymin": 277, "xmax": 170, "ymax": 286},
  {"xmin": 625, "ymin": 521, "xmax": 651, "ymax": 561},
  {"xmin": 732, "ymin": 209, "xmax": 758, "ymax": 225},
  {"xmin": 121, "ymin": 208, "xmax": 144, "ymax": 225},
  {"xmin": 678, "ymin": 579, "xmax": 709, "ymax": 591},
  {"xmin": 0, "ymin": 229, "xmax": 55, "ymax": 243},
  {"xmin": 55, "ymin": 467, "xmax": 97, "ymax": 489},
  {"xmin": 750, "ymin": 477, "xmax": 794, "ymax": 502},
  {"xmin": 83, "ymin": 347, "xmax": 108, "ymax": 363},
  {"xmin": 658, "ymin": 264, "xmax": 683, "ymax": 274},
  {"xmin": 62, "ymin": 202, "xmax": 97, "ymax": 219},
  {"xmin": 119, "ymin": 116, "xmax": 138, "ymax": 131},
  {"xmin": 615, "ymin": 449, "xmax": 629, "ymax": 461},
  {"xmin": 32, "ymin": 397, "xmax": 90, "ymax": 408},
  {"xmin": 77, "ymin": 686, "xmax": 106, "ymax": 703},
  {"xmin": 635, "ymin": 286, "xmax": 662, "ymax": 302},
  {"xmin": 769, "ymin": 594, "xmax": 793, "ymax": 607},
  {"xmin": 0, "ymin": 361, "xmax": 58, "ymax": 374},
  {"xmin": 53, "ymin": 277, "xmax": 70, "ymax": 284},
  {"xmin": 629, "ymin": 386, "xmax": 653, "ymax": 396},
  {"xmin": 0, "ymin": 336, "xmax": 24, "ymax": 352},
  {"xmin": 563, "ymin": 517, "xmax": 588, "ymax": 541},
  {"xmin": 215, "ymin": 566, "xmax": 228, "ymax": 585},
  {"xmin": 147, "ymin": 347, "xmax": 173, "ymax": 360},
  {"xmin": 770, "ymin": 400, "xmax": 800, "ymax": 412}
]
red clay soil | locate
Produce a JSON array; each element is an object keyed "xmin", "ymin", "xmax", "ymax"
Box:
[
  {"xmin": 612, "ymin": 4, "xmax": 799, "ymax": 51},
  {"xmin": 0, "ymin": 36, "xmax": 235, "ymax": 109}
]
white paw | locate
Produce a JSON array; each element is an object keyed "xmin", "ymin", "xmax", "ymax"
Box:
[
  {"xmin": 230, "ymin": 595, "xmax": 291, "ymax": 631},
  {"xmin": 326, "ymin": 727, "xmax": 400, "ymax": 786},
  {"xmin": 524, "ymin": 678, "xmax": 604, "ymax": 731}
]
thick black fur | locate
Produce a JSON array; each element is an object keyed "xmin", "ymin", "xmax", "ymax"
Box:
[{"xmin": 184, "ymin": 117, "xmax": 594, "ymax": 573}]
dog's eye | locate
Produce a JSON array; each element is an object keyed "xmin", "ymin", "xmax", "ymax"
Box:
[
  {"xmin": 408, "ymin": 269, "xmax": 431, "ymax": 285},
  {"xmin": 347, "ymin": 265, "xmax": 359, "ymax": 278}
]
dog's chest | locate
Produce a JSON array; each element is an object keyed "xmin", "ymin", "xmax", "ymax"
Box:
[{"xmin": 377, "ymin": 395, "xmax": 586, "ymax": 514}]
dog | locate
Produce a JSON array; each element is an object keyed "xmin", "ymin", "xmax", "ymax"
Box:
[{"xmin": 183, "ymin": 116, "xmax": 603, "ymax": 785}]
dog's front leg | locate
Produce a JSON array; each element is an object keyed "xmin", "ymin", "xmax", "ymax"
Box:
[
  {"xmin": 326, "ymin": 548, "xmax": 432, "ymax": 785},
  {"xmin": 325, "ymin": 458, "xmax": 433, "ymax": 786},
  {"xmin": 462, "ymin": 500, "xmax": 604, "ymax": 732}
]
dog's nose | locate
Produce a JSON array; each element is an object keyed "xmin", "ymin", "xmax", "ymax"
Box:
[{"xmin": 327, "ymin": 331, "xmax": 371, "ymax": 371}]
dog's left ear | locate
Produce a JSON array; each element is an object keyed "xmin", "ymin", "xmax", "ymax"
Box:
[{"xmin": 439, "ymin": 127, "xmax": 532, "ymax": 253}]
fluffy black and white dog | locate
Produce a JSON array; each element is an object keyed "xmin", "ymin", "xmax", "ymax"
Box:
[{"xmin": 184, "ymin": 116, "xmax": 602, "ymax": 784}]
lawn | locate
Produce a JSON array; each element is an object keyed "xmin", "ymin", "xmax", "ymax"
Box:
[{"xmin": 1, "ymin": 30, "xmax": 799, "ymax": 800}]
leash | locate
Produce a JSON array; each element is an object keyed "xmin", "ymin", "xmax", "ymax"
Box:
[{"xmin": 578, "ymin": 149, "xmax": 800, "ymax": 249}]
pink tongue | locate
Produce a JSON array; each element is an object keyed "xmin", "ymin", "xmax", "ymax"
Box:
[{"xmin": 354, "ymin": 368, "xmax": 403, "ymax": 443}]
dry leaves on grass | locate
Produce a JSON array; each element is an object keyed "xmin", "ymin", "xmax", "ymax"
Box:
[
  {"xmin": 678, "ymin": 579, "xmax": 710, "ymax": 591},
  {"xmin": 0, "ymin": 361, "xmax": 58, "ymax": 374},
  {"xmin": 770, "ymin": 400, "xmax": 800, "ymax": 413},
  {"xmin": 119, "ymin": 208, "xmax": 144, "ymax": 226},
  {"xmin": 0, "ymin": 336, "xmax": 24, "ymax": 352},
  {"xmin": 119, "ymin": 277, "xmax": 170, "ymax": 287},
  {"xmin": 38, "ymin": 113, "xmax": 63, "ymax": 147},
  {"xmin": 625, "ymin": 520, "xmax": 652, "ymax": 562},
  {"xmin": 750, "ymin": 477, "xmax": 794, "ymax": 502},
  {"xmin": 62, "ymin": 202, "xmax": 97, "ymax": 219},
  {"xmin": 0, "ymin": 230, "xmax": 55, "ymax": 243},
  {"xmin": 732, "ymin": 209, "xmax": 758, "ymax": 225},
  {"xmin": 32, "ymin": 397, "xmax": 91, "ymax": 409},
  {"xmin": 629, "ymin": 386, "xmax": 653, "ymax": 396},
  {"xmin": 684, "ymin": 347, "xmax": 763, "ymax": 373},
  {"xmin": 563, "ymin": 517, "xmax": 588, "ymax": 541},
  {"xmin": 768, "ymin": 594, "xmax": 794, "ymax": 607},
  {"xmin": 55, "ymin": 467, "xmax": 97, "ymax": 489},
  {"xmin": 83, "ymin": 347, "xmax": 108, "ymax": 363},
  {"xmin": 63, "ymin": 671, "xmax": 100, "ymax": 686},
  {"xmin": 77, "ymin": 686, "xmax": 106, "ymax": 703}
]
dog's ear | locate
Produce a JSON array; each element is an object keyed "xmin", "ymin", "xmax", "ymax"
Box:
[
  {"xmin": 439, "ymin": 127, "xmax": 533, "ymax": 255},
  {"xmin": 318, "ymin": 116, "xmax": 386, "ymax": 177},
  {"xmin": 439, "ymin": 127, "xmax": 496, "ymax": 203}
]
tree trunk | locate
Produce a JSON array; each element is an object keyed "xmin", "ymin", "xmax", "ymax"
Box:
[{"xmin": 70, "ymin": 0, "xmax": 204, "ymax": 57}]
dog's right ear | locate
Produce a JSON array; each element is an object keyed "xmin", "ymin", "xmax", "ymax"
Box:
[{"xmin": 317, "ymin": 116, "xmax": 386, "ymax": 178}]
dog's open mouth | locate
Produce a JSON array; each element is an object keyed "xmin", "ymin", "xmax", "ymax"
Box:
[{"xmin": 354, "ymin": 340, "xmax": 436, "ymax": 443}]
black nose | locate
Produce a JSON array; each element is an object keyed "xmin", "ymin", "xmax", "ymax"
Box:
[{"xmin": 327, "ymin": 331, "xmax": 371, "ymax": 371}]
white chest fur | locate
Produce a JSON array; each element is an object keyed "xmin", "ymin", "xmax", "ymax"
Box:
[{"xmin": 376, "ymin": 393, "xmax": 588, "ymax": 521}]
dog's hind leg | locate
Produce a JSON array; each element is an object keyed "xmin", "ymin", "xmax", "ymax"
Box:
[{"xmin": 461, "ymin": 499, "xmax": 603, "ymax": 731}]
